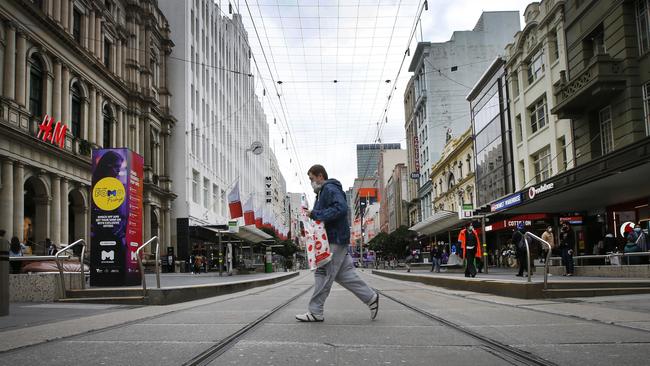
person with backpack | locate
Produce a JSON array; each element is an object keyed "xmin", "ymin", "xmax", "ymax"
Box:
[{"xmin": 512, "ymin": 222, "xmax": 529, "ymax": 277}]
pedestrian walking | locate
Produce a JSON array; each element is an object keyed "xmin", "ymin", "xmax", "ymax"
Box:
[
  {"xmin": 295, "ymin": 165, "xmax": 378, "ymax": 322},
  {"xmin": 634, "ymin": 224, "xmax": 648, "ymax": 252},
  {"xmin": 559, "ymin": 223, "xmax": 575, "ymax": 276},
  {"xmin": 513, "ymin": 222, "xmax": 530, "ymax": 277},
  {"xmin": 430, "ymin": 245, "xmax": 441, "ymax": 273},
  {"xmin": 458, "ymin": 222, "xmax": 482, "ymax": 278}
]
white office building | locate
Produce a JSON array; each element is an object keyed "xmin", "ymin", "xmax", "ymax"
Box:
[{"xmin": 159, "ymin": 0, "xmax": 276, "ymax": 260}]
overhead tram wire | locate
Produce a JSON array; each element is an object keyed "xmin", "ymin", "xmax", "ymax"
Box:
[
  {"xmin": 241, "ymin": 0, "xmax": 311, "ymax": 193},
  {"xmin": 215, "ymin": 1, "xmax": 310, "ymax": 193},
  {"xmin": 357, "ymin": 0, "xmax": 428, "ymax": 187}
]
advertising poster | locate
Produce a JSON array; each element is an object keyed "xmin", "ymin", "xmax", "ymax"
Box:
[{"xmin": 90, "ymin": 149, "xmax": 144, "ymax": 286}]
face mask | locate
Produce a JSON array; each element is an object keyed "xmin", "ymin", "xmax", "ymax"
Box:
[
  {"xmin": 311, "ymin": 181, "xmax": 322, "ymax": 193},
  {"xmin": 468, "ymin": 226, "xmax": 473, "ymax": 232},
  {"xmin": 634, "ymin": 228, "xmax": 641, "ymax": 233},
  {"xmin": 547, "ymin": 228, "xmax": 552, "ymax": 232}
]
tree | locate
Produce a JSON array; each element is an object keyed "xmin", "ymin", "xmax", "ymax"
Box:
[
  {"xmin": 385, "ymin": 225, "xmax": 417, "ymax": 258},
  {"xmin": 368, "ymin": 232, "xmax": 390, "ymax": 254}
]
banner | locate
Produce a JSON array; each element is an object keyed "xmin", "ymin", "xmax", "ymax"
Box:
[
  {"xmin": 228, "ymin": 181, "xmax": 243, "ymax": 218},
  {"xmin": 243, "ymin": 195, "xmax": 255, "ymax": 225},
  {"xmin": 90, "ymin": 149, "xmax": 143, "ymax": 286}
]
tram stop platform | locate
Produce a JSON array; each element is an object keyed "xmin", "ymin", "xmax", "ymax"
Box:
[{"xmin": 372, "ymin": 267, "xmax": 650, "ymax": 299}]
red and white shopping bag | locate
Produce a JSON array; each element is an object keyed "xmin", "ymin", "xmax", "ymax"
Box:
[{"xmin": 299, "ymin": 195, "xmax": 332, "ymax": 270}]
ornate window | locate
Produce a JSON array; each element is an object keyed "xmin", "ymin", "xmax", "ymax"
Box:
[
  {"xmin": 71, "ymin": 83, "xmax": 82, "ymax": 137},
  {"xmin": 102, "ymin": 105, "xmax": 112, "ymax": 147},
  {"xmin": 28, "ymin": 55, "xmax": 44, "ymax": 119}
]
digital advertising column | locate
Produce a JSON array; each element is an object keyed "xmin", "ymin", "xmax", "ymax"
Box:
[{"xmin": 89, "ymin": 149, "xmax": 144, "ymax": 286}]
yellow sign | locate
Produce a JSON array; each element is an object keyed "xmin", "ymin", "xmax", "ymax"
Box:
[{"xmin": 92, "ymin": 177, "xmax": 126, "ymax": 211}]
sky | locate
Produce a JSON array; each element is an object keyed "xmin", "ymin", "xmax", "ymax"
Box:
[{"xmin": 234, "ymin": 0, "xmax": 534, "ymax": 196}]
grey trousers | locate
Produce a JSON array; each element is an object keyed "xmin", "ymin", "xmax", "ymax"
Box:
[{"xmin": 308, "ymin": 243, "xmax": 376, "ymax": 316}]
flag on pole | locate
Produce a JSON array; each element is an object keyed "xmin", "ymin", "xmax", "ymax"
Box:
[
  {"xmin": 243, "ymin": 195, "xmax": 255, "ymax": 225},
  {"xmin": 228, "ymin": 181, "xmax": 243, "ymax": 219},
  {"xmin": 254, "ymin": 207, "xmax": 263, "ymax": 228}
]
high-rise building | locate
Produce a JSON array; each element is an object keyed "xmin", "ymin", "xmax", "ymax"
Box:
[
  {"xmin": 356, "ymin": 143, "xmax": 401, "ymax": 180},
  {"xmin": 159, "ymin": 0, "xmax": 277, "ymax": 261},
  {"xmin": 405, "ymin": 11, "xmax": 520, "ymax": 223}
]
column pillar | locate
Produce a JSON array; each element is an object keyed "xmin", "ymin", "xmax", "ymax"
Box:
[
  {"xmin": 0, "ymin": 159, "xmax": 14, "ymax": 237},
  {"xmin": 61, "ymin": 66, "xmax": 70, "ymax": 127},
  {"xmin": 15, "ymin": 32, "xmax": 27, "ymax": 107},
  {"xmin": 144, "ymin": 201, "xmax": 151, "ymax": 253},
  {"xmin": 88, "ymin": 86, "xmax": 96, "ymax": 145},
  {"xmin": 116, "ymin": 39, "xmax": 122, "ymax": 79},
  {"xmin": 13, "ymin": 163, "xmax": 24, "ymax": 243},
  {"xmin": 116, "ymin": 106, "xmax": 123, "ymax": 147},
  {"xmin": 50, "ymin": 175, "xmax": 60, "ymax": 246},
  {"xmin": 163, "ymin": 129, "xmax": 171, "ymax": 178},
  {"xmin": 60, "ymin": 178, "xmax": 68, "ymax": 245},
  {"xmin": 95, "ymin": 16, "xmax": 101, "ymax": 60},
  {"xmin": 96, "ymin": 92, "xmax": 103, "ymax": 146},
  {"xmin": 52, "ymin": 60, "xmax": 61, "ymax": 118},
  {"xmin": 61, "ymin": 0, "xmax": 69, "ymax": 32},
  {"xmin": 88, "ymin": 11, "xmax": 95, "ymax": 55},
  {"xmin": 3, "ymin": 24, "xmax": 16, "ymax": 100},
  {"xmin": 163, "ymin": 206, "xmax": 171, "ymax": 252},
  {"xmin": 52, "ymin": 0, "xmax": 61, "ymax": 24}
]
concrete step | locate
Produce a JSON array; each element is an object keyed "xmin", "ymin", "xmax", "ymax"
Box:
[
  {"xmin": 546, "ymin": 281, "xmax": 650, "ymax": 290},
  {"xmin": 543, "ymin": 287, "xmax": 650, "ymax": 298},
  {"xmin": 65, "ymin": 288, "xmax": 143, "ymax": 298},
  {"xmin": 56, "ymin": 296, "xmax": 146, "ymax": 305}
]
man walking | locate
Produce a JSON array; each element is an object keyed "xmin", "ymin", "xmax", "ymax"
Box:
[
  {"xmin": 430, "ymin": 245, "xmax": 441, "ymax": 273},
  {"xmin": 458, "ymin": 222, "xmax": 482, "ymax": 278},
  {"xmin": 513, "ymin": 222, "xmax": 529, "ymax": 277},
  {"xmin": 296, "ymin": 165, "xmax": 379, "ymax": 322}
]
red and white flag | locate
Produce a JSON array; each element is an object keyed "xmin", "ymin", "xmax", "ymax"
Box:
[
  {"xmin": 243, "ymin": 195, "xmax": 255, "ymax": 225},
  {"xmin": 254, "ymin": 207, "xmax": 263, "ymax": 228},
  {"xmin": 228, "ymin": 181, "xmax": 243, "ymax": 219}
]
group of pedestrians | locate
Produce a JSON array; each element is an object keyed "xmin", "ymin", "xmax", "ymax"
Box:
[{"xmin": 512, "ymin": 222, "xmax": 576, "ymax": 277}]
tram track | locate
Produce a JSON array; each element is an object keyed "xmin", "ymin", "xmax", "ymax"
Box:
[
  {"xmin": 181, "ymin": 285, "xmax": 313, "ymax": 366},
  {"xmin": 376, "ymin": 289, "xmax": 559, "ymax": 366}
]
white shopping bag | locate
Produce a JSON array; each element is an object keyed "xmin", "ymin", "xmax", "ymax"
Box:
[{"xmin": 298, "ymin": 194, "xmax": 332, "ymax": 270}]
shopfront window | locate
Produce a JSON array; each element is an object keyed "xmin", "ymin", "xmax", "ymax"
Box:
[
  {"xmin": 532, "ymin": 146, "xmax": 551, "ymax": 183},
  {"xmin": 637, "ymin": 0, "xmax": 650, "ymax": 54},
  {"xmin": 599, "ymin": 106, "xmax": 614, "ymax": 155},
  {"xmin": 527, "ymin": 49, "xmax": 544, "ymax": 85},
  {"xmin": 529, "ymin": 96, "xmax": 547, "ymax": 134}
]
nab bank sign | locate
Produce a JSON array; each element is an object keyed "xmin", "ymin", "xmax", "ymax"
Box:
[{"xmin": 528, "ymin": 183, "xmax": 554, "ymax": 199}]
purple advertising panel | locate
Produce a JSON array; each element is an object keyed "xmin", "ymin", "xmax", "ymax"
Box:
[{"xmin": 90, "ymin": 149, "xmax": 144, "ymax": 286}]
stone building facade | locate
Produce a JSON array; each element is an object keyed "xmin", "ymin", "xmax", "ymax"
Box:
[{"xmin": 0, "ymin": 0, "xmax": 175, "ymax": 253}]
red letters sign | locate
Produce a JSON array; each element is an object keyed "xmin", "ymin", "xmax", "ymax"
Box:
[{"xmin": 36, "ymin": 115, "xmax": 68, "ymax": 149}]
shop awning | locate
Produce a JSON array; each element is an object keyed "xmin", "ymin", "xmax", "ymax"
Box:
[
  {"xmin": 409, "ymin": 210, "xmax": 466, "ymax": 236},
  {"xmin": 203, "ymin": 225, "xmax": 272, "ymax": 244}
]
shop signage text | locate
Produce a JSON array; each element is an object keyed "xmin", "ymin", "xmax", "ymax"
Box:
[
  {"xmin": 413, "ymin": 136, "xmax": 420, "ymax": 172},
  {"xmin": 528, "ymin": 182, "xmax": 554, "ymax": 199},
  {"xmin": 36, "ymin": 115, "xmax": 68, "ymax": 149},
  {"xmin": 410, "ymin": 172, "xmax": 420, "ymax": 179},
  {"xmin": 265, "ymin": 176, "xmax": 272, "ymax": 203},
  {"xmin": 490, "ymin": 193, "xmax": 522, "ymax": 212}
]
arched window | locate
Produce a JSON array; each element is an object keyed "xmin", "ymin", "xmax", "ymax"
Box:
[
  {"xmin": 448, "ymin": 173, "xmax": 455, "ymax": 190},
  {"xmin": 28, "ymin": 55, "xmax": 44, "ymax": 119},
  {"xmin": 102, "ymin": 105, "xmax": 112, "ymax": 147},
  {"xmin": 71, "ymin": 83, "xmax": 82, "ymax": 137}
]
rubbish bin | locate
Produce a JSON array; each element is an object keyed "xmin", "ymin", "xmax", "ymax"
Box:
[
  {"xmin": 265, "ymin": 248, "xmax": 273, "ymax": 273},
  {"xmin": 1, "ymin": 236, "xmax": 9, "ymax": 316}
]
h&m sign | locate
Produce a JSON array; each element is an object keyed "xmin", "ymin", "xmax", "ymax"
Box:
[{"xmin": 36, "ymin": 115, "xmax": 69, "ymax": 149}]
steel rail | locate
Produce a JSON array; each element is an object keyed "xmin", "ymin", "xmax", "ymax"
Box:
[
  {"xmin": 376, "ymin": 289, "xmax": 559, "ymax": 366},
  {"xmin": 182, "ymin": 285, "xmax": 314, "ymax": 366}
]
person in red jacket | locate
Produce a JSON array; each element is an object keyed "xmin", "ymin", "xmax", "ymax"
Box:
[{"xmin": 458, "ymin": 222, "xmax": 482, "ymax": 278}]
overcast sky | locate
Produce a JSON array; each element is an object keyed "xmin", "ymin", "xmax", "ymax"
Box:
[{"xmin": 235, "ymin": 0, "xmax": 533, "ymax": 196}]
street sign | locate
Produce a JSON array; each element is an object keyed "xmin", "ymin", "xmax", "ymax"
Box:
[{"xmin": 410, "ymin": 172, "xmax": 420, "ymax": 179}]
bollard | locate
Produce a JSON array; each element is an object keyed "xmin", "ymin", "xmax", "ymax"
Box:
[{"xmin": 1, "ymin": 236, "xmax": 9, "ymax": 316}]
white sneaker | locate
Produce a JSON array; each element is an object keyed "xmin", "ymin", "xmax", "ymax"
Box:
[
  {"xmin": 368, "ymin": 292, "xmax": 379, "ymax": 320},
  {"xmin": 295, "ymin": 312, "xmax": 324, "ymax": 322}
]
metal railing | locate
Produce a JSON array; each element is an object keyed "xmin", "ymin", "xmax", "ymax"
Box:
[
  {"xmin": 548, "ymin": 252, "xmax": 650, "ymax": 266},
  {"xmin": 136, "ymin": 236, "xmax": 160, "ymax": 295},
  {"xmin": 524, "ymin": 232, "xmax": 552, "ymax": 288},
  {"xmin": 54, "ymin": 239, "xmax": 87, "ymax": 298}
]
